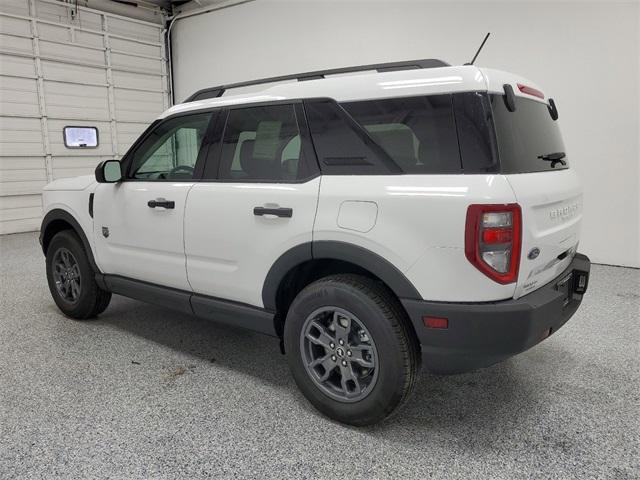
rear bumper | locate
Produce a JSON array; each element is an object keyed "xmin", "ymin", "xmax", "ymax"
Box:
[{"xmin": 401, "ymin": 253, "xmax": 591, "ymax": 374}]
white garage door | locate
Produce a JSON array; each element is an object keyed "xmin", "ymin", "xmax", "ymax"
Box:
[{"xmin": 0, "ymin": 0, "xmax": 169, "ymax": 234}]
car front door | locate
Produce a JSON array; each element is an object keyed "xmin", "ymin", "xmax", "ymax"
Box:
[
  {"xmin": 184, "ymin": 103, "xmax": 320, "ymax": 308},
  {"xmin": 93, "ymin": 111, "xmax": 215, "ymax": 291}
]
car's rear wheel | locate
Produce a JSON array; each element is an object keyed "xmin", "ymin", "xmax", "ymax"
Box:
[
  {"xmin": 46, "ymin": 230, "xmax": 111, "ymax": 319},
  {"xmin": 284, "ymin": 274, "xmax": 419, "ymax": 426}
]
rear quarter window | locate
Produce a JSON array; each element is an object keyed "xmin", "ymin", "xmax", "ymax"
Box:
[{"xmin": 341, "ymin": 95, "xmax": 462, "ymax": 174}]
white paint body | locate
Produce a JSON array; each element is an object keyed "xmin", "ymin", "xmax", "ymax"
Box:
[{"xmin": 42, "ymin": 65, "xmax": 584, "ymax": 307}]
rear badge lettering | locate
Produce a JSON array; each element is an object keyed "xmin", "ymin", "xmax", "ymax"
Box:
[
  {"xmin": 549, "ymin": 203, "xmax": 579, "ymax": 222},
  {"xmin": 528, "ymin": 247, "xmax": 540, "ymax": 260}
]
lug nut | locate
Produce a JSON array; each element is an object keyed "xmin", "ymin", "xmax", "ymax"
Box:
[
  {"xmin": 329, "ymin": 342, "xmax": 335, "ymax": 349},
  {"xmin": 341, "ymin": 360, "xmax": 348, "ymax": 367},
  {"xmin": 331, "ymin": 355, "xmax": 337, "ymax": 362},
  {"xmin": 347, "ymin": 350, "xmax": 352, "ymax": 357},
  {"xmin": 339, "ymin": 339, "xmax": 344, "ymax": 346}
]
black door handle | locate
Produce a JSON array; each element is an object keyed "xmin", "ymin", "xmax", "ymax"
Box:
[
  {"xmin": 253, "ymin": 206, "xmax": 293, "ymax": 218},
  {"xmin": 148, "ymin": 199, "xmax": 175, "ymax": 209}
]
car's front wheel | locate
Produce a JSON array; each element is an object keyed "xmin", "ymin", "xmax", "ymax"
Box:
[
  {"xmin": 284, "ymin": 274, "xmax": 419, "ymax": 426},
  {"xmin": 45, "ymin": 230, "xmax": 111, "ymax": 319}
]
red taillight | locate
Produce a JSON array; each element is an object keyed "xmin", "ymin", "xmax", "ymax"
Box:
[
  {"xmin": 482, "ymin": 228, "xmax": 512, "ymax": 244},
  {"xmin": 465, "ymin": 204, "xmax": 522, "ymax": 284},
  {"xmin": 423, "ymin": 316, "xmax": 448, "ymax": 329},
  {"xmin": 517, "ymin": 83, "xmax": 545, "ymax": 99}
]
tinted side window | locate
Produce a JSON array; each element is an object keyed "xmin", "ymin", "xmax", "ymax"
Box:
[
  {"xmin": 304, "ymin": 100, "xmax": 399, "ymax": 175},
  {"xmin": 219, "ymin": 104, "xmax": 304, "ymax": 181},
  {"xmin": 129, "ymin": 112, "xmax": 212, "ymax": 180},
  {"xmin": 341, "ymin": 95, "xmax": 462, "ymax": 174}
]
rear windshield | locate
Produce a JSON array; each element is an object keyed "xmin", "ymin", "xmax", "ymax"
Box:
[{"xmin": 490, "ymin": 94, "xmax": 568, "ymax": 173}]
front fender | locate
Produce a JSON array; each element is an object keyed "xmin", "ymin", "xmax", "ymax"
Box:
[{"xmin": 40, "ymin": 209, "xmax": 100, "ymax": 273}]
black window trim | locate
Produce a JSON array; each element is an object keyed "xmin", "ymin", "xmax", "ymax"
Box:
[{"xmin": 63, "ymin": 125, "xmax": 99, "ymax": 149}]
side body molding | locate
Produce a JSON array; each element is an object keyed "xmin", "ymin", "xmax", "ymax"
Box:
[
  {"xmin": 262, "ymin": 240, "xmax": 422, "ymax": 311},
  {"xmin": 40, "ymin": 209, "xmax": 100, "ymax": 273}
]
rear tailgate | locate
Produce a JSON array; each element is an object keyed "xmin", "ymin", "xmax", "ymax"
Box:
[
  {"xmin": 487, "ymin": 79, "xmax": 583, "ymax": 299},
  {"xmin": 506, "ymin": 170, "xmax": 582, "ymax": 298}
]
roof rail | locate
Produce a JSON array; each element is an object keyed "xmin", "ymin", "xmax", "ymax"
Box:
[{"xmin": 183, "ymin": 58, "xmax": 450, "ymax": 103}]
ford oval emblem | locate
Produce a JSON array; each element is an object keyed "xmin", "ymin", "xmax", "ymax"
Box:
[{"xmin": 528, "ymin": 247, "xmax": 540, "ymax": 260}]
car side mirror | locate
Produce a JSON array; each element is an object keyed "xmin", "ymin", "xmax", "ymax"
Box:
[{"xmin": 95, "ymin": 160, "xmax": 122, "ymax": 183}]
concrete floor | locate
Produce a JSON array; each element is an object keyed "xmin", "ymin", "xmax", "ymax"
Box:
[{"xmin": 0, "ymin": 232, "xmax": 638, "ymax": 479}]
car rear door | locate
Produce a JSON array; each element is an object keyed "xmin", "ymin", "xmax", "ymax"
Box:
[{"xmin": 184, "ymin": 102, "xmax": 320, "ymax": 308}]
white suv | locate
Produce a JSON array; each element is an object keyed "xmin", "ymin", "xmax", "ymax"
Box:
[{"xmin": 40, "ymin": 59, "xmax": 591, "ymax": 425}]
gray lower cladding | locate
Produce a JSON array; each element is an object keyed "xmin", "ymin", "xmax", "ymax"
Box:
[
  {"xmin": 401, "ymin": 253, "xmax": 591, "ymax": 374},
  {"xmin": 96, "ymin": 274, "xmax": 277, "ymax": 337}
]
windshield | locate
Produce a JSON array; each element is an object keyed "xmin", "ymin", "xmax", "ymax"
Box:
[{"xmin": 490, "ymin": 94, "xmax": 568, "ymax": 173}]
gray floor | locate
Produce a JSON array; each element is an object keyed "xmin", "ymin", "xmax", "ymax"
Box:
[{"xmin": 0, "ymin": 232, "xmax": 638, "ymax": 480}]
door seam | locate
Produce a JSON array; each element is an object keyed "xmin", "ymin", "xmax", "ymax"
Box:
[{"xmin": 183, "ymin": 182, "xmax": 197, "ymax": 291}]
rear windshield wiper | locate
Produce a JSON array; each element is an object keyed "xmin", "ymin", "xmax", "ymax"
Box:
[{"xmin": 537, "ymin": 151, "xmax": 566, "ymax": 167}]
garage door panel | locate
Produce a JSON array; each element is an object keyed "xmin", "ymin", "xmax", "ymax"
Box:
[
  {"xmin": 36, "ymin": 22, "xmax": 71, "ymax": 44},
  {"xmin": 0, "ymin": 179, "xmax": 46, "ymax": 195},
  {"xmin": 108, "ymin": 18, "xmax": 160, "ymax": 44},
  {"xmin": 117, "ymin": 121, "xmax": 147, "ymax": 154},
  {"xmin": 52, "ymin": 155, "xmax": 110, "ymax": 170},
  {"xmin": 52, "ymin": 156, "xmax": 111, "ymax": 180},
  {"xmin": 115, "ymin": 88, "xmax": 164, "ymax": 122},
  {"xmin": 75, "ymin": 30, "xmax": 105, "ymax": 49},
  {"xmin": 0, "ymin": 193, "xmax": 42, "ymax": 209},
  {"xmin": 0, "ymin": 33, "xmax": 33, "ymax": 55},
  {"xmin": 0, "ymin": 118, "xmax": 44, "ymax": 156},
  {"xmin": 39, "ymin": 40, "xmax": 105, "ymax": 66},
  {"xmin": 0, "ymin": 76, "xmax": 39, "ymax": 117},
  {"xmin": 112, "ymin": 70, "xmax": 162, "ymax": 91},
  {"xmin": 44, "ymin": 81, "xmax": 109, "ymax": 120},
  {"xmin": 0, "ymin": 0, "xmax": 29, "ymax": 17},
  {"xmin": 0, "ymin": 53, "xmax": 35, "ymax": 78},
  {"xmin": 110, "ymin": 37, "xmax": 161, "ymax": 58},
  {"xmin": 111, "ymin": 52, "xmax": 162, "ymax": 73},
  {"xmin": 0, "ymin": 204, "xmax": 42, "ymax": 222},
  {"xmin": 0, "ymin": 156, "xmax": 45, "ymax": 170},
  {"xmin": 0, "ymin": 216, "xmax": 41, "ymax": 234},
  {"xmin": 35, "ymin": 1, "xmax": 102, "ymax": 32},
  {"xmin": 0, "ymin": 168, "xmax": 47, "ymax": 182},
  {"xmin": 0, "ymin": 15, "xmax": 31, "ymax": 37},
  {"xmin": 41, "ymin": 60, "xmax": 106, "ymax": 85}
]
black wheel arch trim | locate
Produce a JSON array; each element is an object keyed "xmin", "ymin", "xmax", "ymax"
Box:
[
  {"xmin": 40, "ymin": 209, "xmax": 100, "ymax": 273},
  {"xmin": 262, "ymin": 240, "xmax": 421, "ymax": 311}
]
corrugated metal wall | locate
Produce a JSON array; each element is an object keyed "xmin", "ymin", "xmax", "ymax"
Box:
[{"xmin": 0, "ymin": 0, "xmax": 169, "ymax": 234}]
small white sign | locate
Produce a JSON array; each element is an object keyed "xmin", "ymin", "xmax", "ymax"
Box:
[{"xmin": 64, "ymin": 127, "xmax": 98, "ymax": 148}]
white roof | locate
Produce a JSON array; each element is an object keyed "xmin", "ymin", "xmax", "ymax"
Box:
[{"xmin": 160, "ymin": 65, "xmax": 547, "ymax": 119}]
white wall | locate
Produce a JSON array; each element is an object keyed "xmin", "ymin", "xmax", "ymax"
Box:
[{"xmin": 171, "ymin": 0, "xmax": 640, "ymax": 268}]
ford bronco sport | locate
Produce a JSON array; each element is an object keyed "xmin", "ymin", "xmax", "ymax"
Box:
[{"xmin": 40, "ymin": 59, "xmax": 590, "ymax": 425}]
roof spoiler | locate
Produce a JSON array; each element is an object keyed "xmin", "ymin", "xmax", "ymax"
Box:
[{"xmin": 183, "ymin": 58, "xmax": 450, "ymax": 103}]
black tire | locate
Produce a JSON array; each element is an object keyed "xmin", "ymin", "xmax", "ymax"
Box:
[
  {"xmin": 45, "ymin": 230, "xmax": 111, "ymax": 320},
  {"xmin": 284, "ymin": 274, "xmax": 419, "ymax": 426}
]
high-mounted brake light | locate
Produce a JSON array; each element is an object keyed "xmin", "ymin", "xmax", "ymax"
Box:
[
  {"xmin": 465, "ymin": 204, "xmax": 522, "ymax": 284},
  {"xmin": 517, "ymin": 83, "xmax": 545, "ymax": 99}
]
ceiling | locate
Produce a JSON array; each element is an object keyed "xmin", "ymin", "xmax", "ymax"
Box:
[{"xmin": 126, "ymin": 0, "xmax": 226, "ymax": 11}]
